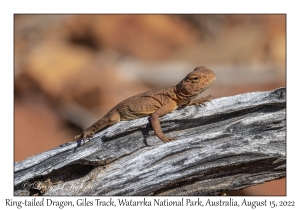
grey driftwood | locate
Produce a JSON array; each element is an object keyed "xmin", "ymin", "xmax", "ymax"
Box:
[{"xmin": 14, "ymin": 87, "xmax": 286, "ymax": 196}]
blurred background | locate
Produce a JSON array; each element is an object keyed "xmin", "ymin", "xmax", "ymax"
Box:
[{"xmin": 14, "ymin": 14, "xmax": 286, "ymax": 195}]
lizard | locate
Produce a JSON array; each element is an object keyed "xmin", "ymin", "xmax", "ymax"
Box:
[{"xmin": 74, "ymin": 66, "xmax": 216, "ymax": 143}]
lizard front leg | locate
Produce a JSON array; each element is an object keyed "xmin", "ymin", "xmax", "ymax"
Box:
[
  {"xmin": 188, "ymin": 94, "xmax": 214, "ymax": 106},
  {"xmin": 150, "ymin": 103, "xmax": 177, "ymax": 143}
]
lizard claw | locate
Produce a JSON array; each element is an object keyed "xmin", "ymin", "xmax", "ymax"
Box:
[
  {"xmin": 74, "ymin": 134, "xmax": 81, "ymax": 140},
  {"xmin": 190, "ymin": 94, "xmax": 214, "ymax": 106},
  {"xmin": 161, "ymin": 136, "xmax": 176, "ymax": 143},
  {"xmin": 74, "ymin": 130, "xmax": 95, "ymax": 142},
  {"xmin": 204, "ymin": 94, "xmax": 214, "ymax": 101}
]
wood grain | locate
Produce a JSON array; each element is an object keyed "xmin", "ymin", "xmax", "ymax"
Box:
[{"xmin": 14, "ymin": 88, "xmax": 286, "ymax": 196}]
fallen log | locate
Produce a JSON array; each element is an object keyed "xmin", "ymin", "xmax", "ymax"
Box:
[{"xmin": 14, "ymin": 87, "xmax": 286, "ymax": 196}]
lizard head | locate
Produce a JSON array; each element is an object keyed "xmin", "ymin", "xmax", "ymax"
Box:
[{"xmin": 176, "ymin": 66, "xmax": 216, "ymax": 97}]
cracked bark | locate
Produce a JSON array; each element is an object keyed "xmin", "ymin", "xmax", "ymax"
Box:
[{"xmin": 14, "ymin": 88, "xmax": 286, "ymax": 196}]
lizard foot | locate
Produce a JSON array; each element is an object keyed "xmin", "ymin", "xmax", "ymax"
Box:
[
  {"xmin": 74, "ymin": 130, "xmax": 95, "ymax": 142},
  {"xmin": 160, "ymin": 136, "xmax": 176, "ymax": 143},
  {"xmin": 190, "ymin": 94, "xmax": 214, "ymax": 106}
]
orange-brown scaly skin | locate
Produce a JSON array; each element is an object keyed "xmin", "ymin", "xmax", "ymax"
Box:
[{"xmin": 74, "ymin": 66, "xmax": 216, "ymax": 143}]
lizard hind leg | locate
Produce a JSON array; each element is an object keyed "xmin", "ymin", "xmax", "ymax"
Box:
[{"xmin": 74, "ymin": 111, "xmax": 121, "ymax": 142}]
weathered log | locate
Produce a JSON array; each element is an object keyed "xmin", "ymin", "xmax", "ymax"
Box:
[{"xmin": 14, "ymin": 87, "xmax": 286, "ymax": 196}]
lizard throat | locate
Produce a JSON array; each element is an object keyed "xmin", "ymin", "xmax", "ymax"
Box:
[{"xmin": 174, "ymin": 86, "xmax": 198, "ymax": 101}]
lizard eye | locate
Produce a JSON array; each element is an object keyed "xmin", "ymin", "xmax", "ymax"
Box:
[{"xmin": 189, "ymin": 76, "xmax": 199, "ymax": 82}]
